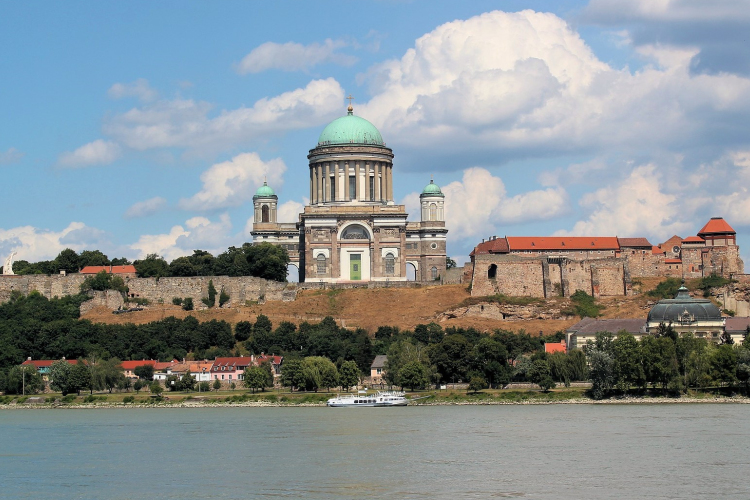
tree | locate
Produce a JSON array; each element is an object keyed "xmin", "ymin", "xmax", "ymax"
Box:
[
  {"xmin": 640, "ymin": 336, "xmax": 679, "ymax": 392},
  {"xmin": 446, "ymin": 257, "xmax": 457, "ymax": 269},
  {"xmin": 234, "ymin": 321, "xmax": 253, "ymax": 342},
  {"xmin": 182, "ymin": 297, "xmax": 194, "ymax": 311},
  {"xmin": 710, "ymin": 344, "xmax": 737, "ymax": 388},
  {"xmin": 180, "ymin": 371, "xmax": 196, "ymax": 391},
  {"xmin": 93, "ymin": 358, "xmax": 125, "ymax": 393},
  {"xmin": 468, "ymin": 375, "xmax": 487, "ymax": 394},
  {"xmin": 54, "ymin": 248, "xmax": 81, "ymax": 274},
  {"xmin": 300, "ymin": 356, "xmax": 338, "ymax": 392},
  {"xmin": 70, "ymin": 361, "xmax": 92, "ymax": 395},
  {"xmin": 212, "ymin": 379, "xmax": 222, "ymax": 391},
  {"xmin": 398, "ymin": 361, "xmax": 429, "ymax": 391},
  {"xmin": 338, "ymin": 360, "xmax": 360, "ymax": 391},
  {"xmin": 611, "ymin": 333, "xmax": 644, "ymax": 392},
  {"xmin": 150, "ymin": 382, "xmax": 163, "ymax": 396},
  {"xmin": 49, "ymin": 359, "xmax": 74, "ymax": 395},
  {"xmin": 219, "ymin": 287, "xmax": 230, "ymax": 307},
  {"xmin": 133, "ymin": 254, "xmax": 169, "ymax": 278},
  {"xmin": 588, "ymin": 349, "xmax": 614, "ymax": 400},
  {"xmin": 202, "ymin": 280, "xmax": 217, "ymax": 308},
  {"xmin": 246, "ymin": 242, "xmax": 290, "ymax": 281},
  {"xmin": 198, "ymin": 381, "xmax": 210, "ymax": 392},
  {"xmin": 78, "ymin": 250, "xmax": 110, "ymax": 268},
  {"xmin": 80, "ymin": 271, "xmax": 127, "ymax": 294},
  {"xmin": 244, "ymin": 365, "xmax": 268, "ymax": 393},
  {"xmin": 133, "ymin": 364, "xmax": 155, "ymax": 380},
  {"xmin": 5, "ymin": 365, "xmax": 44, "ymax": 395},
  {"xmin": 528, "ymin": 359, "xmax": 556, "ymax": 392},
  {"xmin": 133, "ymin": 380, "xmax": 143, "ymax": 393},
  {"xmin": 280, "ymin": 358, "xmax": 303, "ymax": 391}
]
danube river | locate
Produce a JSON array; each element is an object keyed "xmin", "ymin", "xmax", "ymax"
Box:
[{"xmin": 1, "ymin": 404, "xmax": 749, "ymax": 499}]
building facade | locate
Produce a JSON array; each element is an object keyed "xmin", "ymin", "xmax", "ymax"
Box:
[{"xmin": 251, "ymin": 105, "xmax": 448, "ymax": 283}]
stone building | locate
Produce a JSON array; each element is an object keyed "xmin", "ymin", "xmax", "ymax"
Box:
[
  {"xmin": 251, "ymin": 104, "xmax": 448, "ymax": 283},
  {"xmin": 468, "ymin": 217, "xmax": 743, "ymax": 298}
]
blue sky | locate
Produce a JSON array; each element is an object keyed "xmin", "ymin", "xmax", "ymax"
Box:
[{"xmin": 3, "ymin": 0, "xmax": 750, "ymax": 268}]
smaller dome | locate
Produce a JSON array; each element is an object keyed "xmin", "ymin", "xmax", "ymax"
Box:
[
  {"xmin": 647, "ymin": 286, "xmax": 722, "ymax": 324},
  {"xmin": 421, "ymin": 179, "xmax": 444, "ymax": 197},
  {"xmin": 254, "ymin": 181, "xmax": 275, "ymax": 198}
]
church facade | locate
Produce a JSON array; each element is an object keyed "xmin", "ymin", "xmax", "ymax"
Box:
[{"xmin": 251, "ymin": 105, "xmax": 448, "ymax": 283}]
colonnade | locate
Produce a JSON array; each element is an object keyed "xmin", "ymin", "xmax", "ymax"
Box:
[{"xmin": 309, "ymin": 160, "xmax": 393, "ymax": 204}]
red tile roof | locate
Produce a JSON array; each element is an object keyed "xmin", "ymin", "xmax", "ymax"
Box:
[
  {"xmin": 80, "ymin": 265, "xmax": 137, "ymax": 275},
  {"xmin": 665, "ymin": 258, "xmax": 682, "ymax": 264},
  {"xmin": 121, "ymin": 360, "xmax": 158, "ymax": 370},
  {"xmin": 652, "ymin": 246, "xmax": 665, "ymax": 255},
  {"xmin": 154, "ymin": 360, "xmax": 179, "ymax": 371},
  {"xmin": 618, "ymin": 237, "xmax": 653, "ymax": 248},
  {"xmin": 544, "ymin": 341, "xmax": 567, "ymax": 354},
  {"xmin": 698, "ymin": 217, "xmax": 736, "ymax": 235},
  {"xmin": 471, "ymin": 237, "xmax": 509, "ymax": 256},
  {"xmin": 506, "ymin": 236, "xmax": 620, "ymax": 251},
  {"xmin": 212, "ymin": 355, "xmax": 282, "ymax": 372},
  {"xmin": 682, "ymin": 236, "xmax": 705, "ymax": 243}
]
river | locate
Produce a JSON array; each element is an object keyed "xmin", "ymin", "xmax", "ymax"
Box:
[{"xmin": 1, "ymin": 404, "xmax": 749, "ymax": 499}]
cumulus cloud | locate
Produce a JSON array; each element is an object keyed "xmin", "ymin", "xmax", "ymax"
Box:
[
  {"xmin": 108, "ymin": 78, "xmax": 158, "ymax": 102},
  {"xmin": 408, "ymin": 167, "xmax": 569, "ymax": 241},
  {"xmin": 559, "ymin": 164, "xmax": 691, "ymax": 239},
  {"xmin": 0, "ymin": 222, "xmax": 115, "ymax": 262},
  {"xmin": 355, "ymin": 10, "xmax": 750, "ymax": 168},
  {"xmin": 130, "ymin": 213, "xmax": 241, "ymax": 261},
  {"xmin": 58, "ymin": 139, "xmax": 122, "ymax": 167},
  {"xmin": 0, "ymin": 147, "xmax": 24, "ymax": 165},
  {"xmin": 179, "ymin": 153, "xmax": 286, "ymax": 211},
  {"xmin": 583, "ymin": 0, "xmax": 750, "ymax": 76},
  {"xmin": 124, "ymin": 197, "xmax": 167, "ymax": 219},
  {"xmin": 102, "ymin": 78, "xmax": 344, "ymax": 153},
  {"xmin": 236, "ymin": 39, "xmax": 356, "ymax": 74}
]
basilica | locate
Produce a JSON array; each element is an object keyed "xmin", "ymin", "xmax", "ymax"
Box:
[{"xmin": 250, "ymin": 104, "xmax": 448, "ymax": 283}]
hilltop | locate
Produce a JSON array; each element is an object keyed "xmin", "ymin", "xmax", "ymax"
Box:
[{"xmin": 81, "ymin": 281, "xmax": 665, "ymax": 335}]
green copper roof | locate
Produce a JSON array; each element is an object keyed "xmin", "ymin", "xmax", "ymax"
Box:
[
  {"xmin": 254, "ymin": 181, "xmax": 275, "ymax": 197},
  {"xmin": 421, "ymin": 179, "xmax": 444, "ymax": 197},
  {"xmin": 317, "ymin": 109, "xmax": 384, "ymax": 146}
]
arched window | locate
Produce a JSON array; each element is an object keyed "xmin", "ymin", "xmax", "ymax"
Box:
[
  {"xmin": 261, "ymin": 205, "xmax": 270, "ymax": 223},
  {"xmin": 385, "ymin": 253, "xmax": 395, "ymax": 275},
  {"xmin": 341, "ymin": 224, "xmax": 369, "ymax": 240},
  {"xmin": 316, "ymin": 254, "xmax": 327, "ymax": 275},
  {"xmin": 488, "ymin": 264, "xmax": 497, "ymax": 279},
  {"xmin": 431, "ymin": 266, "xmax": 438, "ymax": 280},
  {"xmin": 429, "ymin": 203, "xmax": 437, "ymax": 221}
]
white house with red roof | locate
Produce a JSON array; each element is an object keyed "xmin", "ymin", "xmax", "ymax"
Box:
[{"xmin": 79, "ymin": 265, "xmax": 137, "ymax": 278}]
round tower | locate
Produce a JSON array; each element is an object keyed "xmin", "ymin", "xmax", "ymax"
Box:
[
  {"xmin": 253, "ymin": 181, "xmax": 277, "ymax": 223},
  {"xmin": 420, "ymin": 178, "xmax": 445, "ymax": 222}
]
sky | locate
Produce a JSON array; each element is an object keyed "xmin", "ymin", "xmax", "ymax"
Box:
[{"xmin": 3, "ymin": 0, "xmax": 750, "ymax": 270}]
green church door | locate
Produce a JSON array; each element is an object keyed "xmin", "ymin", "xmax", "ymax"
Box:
[{"xmin": 350, "ymin": 254, "xmax": 361, "ymax": 280}]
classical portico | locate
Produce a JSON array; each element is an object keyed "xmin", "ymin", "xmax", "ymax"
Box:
[{"xmin": 251, "ymin": 103, "xmax": 448, "ymax": 283}]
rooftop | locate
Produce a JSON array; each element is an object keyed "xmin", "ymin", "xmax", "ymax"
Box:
[{"xmin": 698, "ymin": 217, "xmax": 736, "ymax": 235}]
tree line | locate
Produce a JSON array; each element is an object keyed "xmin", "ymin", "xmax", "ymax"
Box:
[{"xmin": 5, "ymin": 242, "xmax": 289, "ymax": 282}]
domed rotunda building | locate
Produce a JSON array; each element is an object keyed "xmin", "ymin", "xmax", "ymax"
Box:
[
  {"xmin": 647, "ymin": 285, "xmax": 725, "ymax": 340},
  {"xmin": 251, "ymin": 104, "xmax": 448, "ymax": 283}
]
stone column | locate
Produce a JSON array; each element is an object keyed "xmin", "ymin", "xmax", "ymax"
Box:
[
  {"xmin": 317, "ymin": 164, "xmax": 323, "ymax": 204},
  {"xmin": 310, "ymin": 168, "xmax": 314, "ymax": 203},
  {"xmin": 374, "ymin": 162, "xmax": 381, "ymax": 201},
  {"xmin": 388, "ymin": 165, "xmax": 394, "ymax": 201},
  {"xmin": 324, "ymin": 163, "xmax": 331, "ymax": 202},
  {"xmin": 355, "ymin": 161, "xmax": 361, "ymax": 201}
]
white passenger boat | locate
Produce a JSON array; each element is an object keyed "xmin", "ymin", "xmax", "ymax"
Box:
[{"xmin": 327, "ymin": 390, "xmax": 408, "ymax": 407}]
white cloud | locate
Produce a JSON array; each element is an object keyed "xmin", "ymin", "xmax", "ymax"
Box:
[
  {"xmin": 236, "ymin": 39, "xmax": 356, "ymax": 74},
  {"xmin": 58, "ymin": 139, "xmax": 122, "ymax": 168},
  {"xmin": 559, "ymin": 164, "xmax": 691, "ymax": 239},
  {"xmin": 277, "ymin": 200, "xmax": 305, "ymax": 224},
  {"xmin": 437, "ymin": 167, "xmax": 568, "ymax": 240},
  {"xmin": 179, "ymin": 153, "xmax": 286, "ymax": 211},
  {"xmin": 0, "ymin": 147, "xmax": 24, "ymax": 165},
  {"xmin": 102, "ymin": 78, "xmax": 344, "ymax": 153},
  {"xmin": 124, "ymin": 197, "xmax": 167, "ymax": 219},
  {"xmin": 354, "ymin": 10, "xmax": 750, "ymax": 166},
  {"xmin": 130, "ymin": 213, "xmax": 241, "ymax": 261},
  {"xmin": 107, "ymin": 78, "xmax": 158, "ymax": 102},
  {"xmin": 584, "ymin": 0, "xmax": 750, "ymax": 23},
  {"xmin": 0, "ymin": 222, "xmax": 107, "ymax": 262}
]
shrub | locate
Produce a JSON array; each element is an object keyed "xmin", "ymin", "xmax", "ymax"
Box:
[
  {"xmin": 61, "ymin": 394, "xmax": 76, "ymax": 403},
  {"xmin": 562, "ymin": 290, "xmax": 604, "ymax": 318},
  {"xmin": 219, "ymin": 287, "xmax": 230, "ymax": 307},
  {"xmin": 202, "ymin": 280, "xmax": 217, "ymax": 308},
  {"xmin": 126, "ymin": 297, "xmax": 150, "ymax": 306},
  {"xmin": 648, "ymin": 278, "xmax": 682, "ymax": 299},
  {"xmin": 123, "ymin": 396, "xmax": 135, "ymax": 403},
  {"xmin": 182, "ymin": 297, "xmax": 194, "ymax": 311},
  {"xmin": 172, "ymin": 297, "xmax": 183, "ymax": 306}
]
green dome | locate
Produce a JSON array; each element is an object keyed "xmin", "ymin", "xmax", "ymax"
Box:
[
  {"xmin": 421, "ymin": 179, "xmax": 444, "ymax": 197},
  {"xmin": 317, "ymin": 109, "xmax": 384, "ymax": 146},
  {"xmin": 254, "ymin": 182, "xmax": 275, "ymax": 198}
]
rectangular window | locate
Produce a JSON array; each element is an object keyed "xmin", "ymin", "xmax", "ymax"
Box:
[
  {"xmin": 221, "ymin": 375, "xmax": 225, "ymax": 380},
  {"xmin": 229, "ymin": 375, "xmax": 232, "ymax": 380},
  {"xmin": 369, "ymin": 176, "xmax": 374, "ymax": 200},
  {"xmin": 349, "ymin": 176, "xmax": 356, "ymax": 200},
  {"xmin": 330, "ymin": 177, "xmax": 335, "ymax": 200}
]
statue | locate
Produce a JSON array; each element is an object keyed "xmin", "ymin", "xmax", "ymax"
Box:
[{"xmin": 3, "ymin": 251, "xmax": 16, "ymax": 275}]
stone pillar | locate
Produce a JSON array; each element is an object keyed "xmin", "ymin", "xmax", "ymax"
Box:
[
  {"xmin": 374, "ymin": 162, "xmax": 381, "ymax": 201},
  {"xmin": 310, "ymin": 168, "xmax": 314, "ymax": 203},
  {"xmin": 372, "ymin": 229, "xmax": 380, "ymax": 278},
  {"xmin": 331, "ymin": 229, "xmax": 339, "ymax": 279},
  {"xmin": 324, "ymin": 163, "xmax": 331, "ymax": 202},
  {"xmin": 317, "ymin": 164, "xmax": 323, "ymax": 204},
  {"xmin": 354, "ymin": 162, "xmax": 361, "ymax": 201}
]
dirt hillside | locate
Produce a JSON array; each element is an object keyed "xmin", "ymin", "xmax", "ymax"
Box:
[{"xmin": 81, "ymin": 280, "xmax": 666, "ymax": 335}]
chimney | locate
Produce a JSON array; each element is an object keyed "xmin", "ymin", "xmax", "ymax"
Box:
[
  {"xmin": 251, "ymin": 354, "xmax": 254, "ymax": 362},
  {"xmin": 27, "ymin": 356, "xmax": 31, "ymax": 361}
]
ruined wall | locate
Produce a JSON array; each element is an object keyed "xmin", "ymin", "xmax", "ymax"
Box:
[
  {"xmin": 471, "ymin": 256, "xmax": 545, "ymax": 297},
  {"xmin": 624, "ymin": 251, "xmax": 664, "ymax": 277}
]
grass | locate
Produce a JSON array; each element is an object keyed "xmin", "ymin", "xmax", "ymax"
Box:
[{"xmin": 459, "ymin": 294, "xmax": 542, "ymax": 308}]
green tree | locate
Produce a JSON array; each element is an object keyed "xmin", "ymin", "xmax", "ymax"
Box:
[
  {"xmin": 78, "ymin": 250, "xmax": 110, "ymax": 268},
  {"xmin": 611, "ymin": 333, "xmax": 644, "ymax": 392},
  {"xmin": 202, "ymin": 280, "xmax": 217, "ymax": 308},
  {"xmin": 280, "ymin": 358, "xmax": 303, "ymax": 391},
  {"xmin": 5, "ymin": 365, "xmax": 44, "ymax": 395},
  {"xmin": 235, "ymin": 321, "xmax": 253, "ymax": 342},
  {"xmin": 48, "ymin": 359, "xmax": 74, "ymax": 395},
  {"xmin": 168, "ymin": 256, "xmax": 197, "ymax": 277},
  {"xmin": 300, "ymin": 356, "xmax": 338, "ymax": 392},
  {"xmin": 588, "ymin": 349, "xmax": 614, "ymax": 400},
  {"xmin": 133, "ymin": 364, "xmax": 155, "ymax": 380},
  {"xmin": 212, "ymin": 379, "xmax": 222, "ymax": 391},
  {"xmin": 70, "ymin": 361, "xmax": 92, "ymax": 395},
  {"xmin": 80, "ymin": 271, "xmax": 127, "ymax": 294},
  {"xmin": 93, "ymin": 358, "xmax": 125, "ymax": 393},
  {"xmin": 710, "ymin": 344, "xmax": 737, "ymax": 388},
  {"xmin": 133, "ymin": 380, "xmax": 143, "ymax": 393},
  {"xmin": 244, "ymin": 365, "xmax": 268, "ymax": 393},
  {"xmin": 219, "ymin": 287, "xmax": 230, "ymax": 307},
  {"xmin": 468, "ymin": 375, "xmax": 487, "ymax": 394},
  {"xmin": 133, "ymin": 254, "xmax": 169, "ymax": 278},
  {"xmin": 640, "ymin": 336, "xmax": 679, "ymax": 392},
  {"xmin": 182, "ymin": 297, "xmax": 194, "ymax": 311},
  {"xmin": 54, "ymin": 248, "xmax": 81, "ymax": 274},
  {"xmin": 736, "ymin": 348, "xmax": 750, "ymax": 393},
  {"xmin": 338, "ymin": 360, "xmax": 360, "ymax": 391},
  {"xmin": 446, "ymin": 257, "xmax": 457, "ymax": 269},
  {"xmin": 150, "ymin": 382, "xmax": 163, "ymax": 396},
  {"xmin": 180, "ymin": 371, "xmax": 196, "ymax": 391},
  {"xmin": 398, "ymin": 361, "xmax": 429, "ymax": 391},
  {"xmin": 246, "ymin": 242, "xmax": 290, "ymax": 281},
  {"xmin": 528, "ymin": 359, "xmax": 556, "ymax": 392}
]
